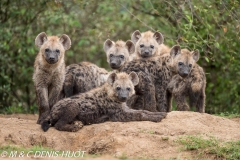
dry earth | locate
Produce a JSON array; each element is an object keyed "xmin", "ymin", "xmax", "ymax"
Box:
[{"xmin": 0, "ymin": 111, "xmax": 239, "ymax": 160}]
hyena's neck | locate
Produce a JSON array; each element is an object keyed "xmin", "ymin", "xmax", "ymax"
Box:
[{"xmin": 99, "ymin": 83, "xmax": 122, "ymax": 103}]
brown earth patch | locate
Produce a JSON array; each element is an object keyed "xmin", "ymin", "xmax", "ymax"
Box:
[{"xmin": 0, "ymin": 111, "xmax": 239, "ymax": 160}]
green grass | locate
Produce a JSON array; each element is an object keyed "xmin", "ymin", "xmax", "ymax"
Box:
[
  {"xmin": 176, "ymin": 136, "xmax": 240, "ymax": 160},
  {"xmin": 118, "ymin": 153, "xmax": 165, "ymax": 160},
  {"xmin": 215, "ymin": 112, "xmax": 240, "ymax": 118}
]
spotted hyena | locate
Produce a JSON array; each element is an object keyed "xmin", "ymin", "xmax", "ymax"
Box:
[
  {"xmin": 130, "ymin": 30, "xmax": 170, "ymax": 60},
  {"xmin": 103, "ymin": 39, "xmax": 135, "ymax": 71},
  {"xmin": 167, "ymin": 49, "xmax": 206, "ymax": 113},
  {"xmin": 41, "ymin": 72, "xmax": 167, "ymax": 132},
  {"xmin": 121, "ymin": 45, "xmax": 200, "ymax": 112},
  {"xmin": 33, "ymin": 32, "xmax": 71, "ymax": 124}
]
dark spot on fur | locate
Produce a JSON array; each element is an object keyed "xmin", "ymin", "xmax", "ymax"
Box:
[{"xmin": 70, "ymin": 96, "xmax": 79, "ymax": 99}]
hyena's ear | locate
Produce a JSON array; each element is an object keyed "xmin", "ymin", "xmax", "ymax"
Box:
[
  {"xmin": 107, "ymin": 72, "xmax": 118, "ymax": 86},
  {"xmin": 59, "ymin": 34, "xmax": 71, "ymax": 50},
  {"xmin": 104, "ymin": 39, "xmax": 114, "ymax": 53},
  {"xmin": 170, "ymin": 45, "xmax": 181, "ymax": 58},
  {"xmin": 35, "ymin": 32, "xmax": 48, "ymax": 48},
  {"xmin": 125, "ymin": 40, "xmax": 135, "ymax": 55},
  {"xmin": 192, "ymin": 49, "xmax": 200, "ymax": 62},
  {"xmin": 131, "ymin": 30, "xmax": 141, "ymax": 44},
  {"xmin": 129, "ymin": 72, "xmax": 139, "ymax": 86},
  {"xmin": 153, "ymin": 32, "xmax": 164, "ymax": 45}
]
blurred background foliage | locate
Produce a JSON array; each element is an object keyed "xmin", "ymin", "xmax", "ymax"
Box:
[{"xmin": 0, "ymin": 0, "xmax": 239, "ymax": 114}]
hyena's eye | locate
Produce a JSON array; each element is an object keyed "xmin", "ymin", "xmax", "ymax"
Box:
[
  {"xmin": 189, "ymin": 64, "xmax": 192, "ymax": 67},
  {"xmin": 178, "ymin": 62, "xmax": 183, "ymax": 66},
  {"xmin": 150, "ymin": 45, "xmax": 154, "ymax": 49},
  {"xmin": 45, "ymin": 48, "xmax": 50, "ymax": 52},
  {"xmin": 120, "ymin": 55, "xmax": 124, "ymax": 59},
  {"xmin": 140, "ymin": 44, "xmax": 144, "ymax": 48},
  {"xmin": 127, "ymin": 87, "xmax": 131, "ymax": 91},
  {"xmin": 116, "ymin": 87, "xmax": 121, "ymax": 91},
  {"xmin": 110, "ymin": 54, "xmax": 114, "ymax": 57},
  {"xmin": 56, "ymin": 49, "xmax": 60, "ymax": 53}
]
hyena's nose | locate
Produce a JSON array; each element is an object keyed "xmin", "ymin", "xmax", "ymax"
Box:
[
  {"xmin": 120, "ymin": 96, "xmax": 127, "ymax": 102},
  {"xmin": 49, "ymin": 57, "xmax": 55, "ymax": 60},
  {"xmin": 144, "ymin": 51, "xmax": 150, "ymax": 55},
  {"xmin": 182, "ymin": 71, "xmax": 189, "ymax": 77},
  {"xmin": 110, "ymin": 62, "xmax": 117, "ymax": 67}
]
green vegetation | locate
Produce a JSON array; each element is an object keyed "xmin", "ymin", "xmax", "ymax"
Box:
[
  {"xmin": 215, "ymin": 112, "xmax": 240, "ymax": 118},
  {"xmin": 177, "ymin": 135, "xmax": 240, "ymax": 160},
  {"xmin": 0, "ymin": 0, "xmax": 239, "ymax": 114}
]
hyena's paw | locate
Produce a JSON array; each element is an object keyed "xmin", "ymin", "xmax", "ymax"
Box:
[
  {"xmin": 177, "ymin": 104, "xmax": 190, "ymax": 111},
  {"xmin": 72, "ymin": 121, "xmax": 84, "ymax": 132},
  {"xmin": 152, "ymin": 112, "xmax": 167, "ymax": 122}
]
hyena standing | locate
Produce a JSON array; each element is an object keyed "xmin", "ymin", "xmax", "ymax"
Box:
[
  {"xmin": 167, "ymin": 49, "xmax": 206, "ymax": 113},
  {"xmin": 41, "ymin": 72, "xmax": 167, "ymax": 132},
  {"xmin": 103, "ymin": 39, "xmax": 135, "ymax": 71},
  {"xmin": 33, "ymin": 32, "xmax": 71, "ymax": 124},
  {"xmin": 121, "ymin": 45, "xmax": 201, "ymax": 112}
]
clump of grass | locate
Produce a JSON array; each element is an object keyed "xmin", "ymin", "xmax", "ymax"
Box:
[
  {"xmin": 215, "ymin": 112, "xmax": 240, "ymax": 118},
  {"xmin": 177, "ymin": 135, "xmax": 240, "ymax": 160}
]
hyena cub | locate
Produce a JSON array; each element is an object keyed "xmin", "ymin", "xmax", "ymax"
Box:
[
  {"xmin": 130, "ymin": 30, "xmax": 169, "ymax": 60},
  {"xmin": 121, "ymin": 45, "xmax": 200, "ymax": 112},
  {"xmin": 41, "ymin": 72, "xmax": 167, "ymax": 132},
  {"xmin": 104, "ymin": 39, "xmax": 135, "ymax": 71},
  {"xmin": 63, "ymin": 62, "xmax": 109, "ymax": 97},
  {"xmin": 167, "ymin": 49, "xmax": 206, "ymax": 113},
  {"xmin": 33, "ymin": 32, "xmax": 71, "ymax": 124}
]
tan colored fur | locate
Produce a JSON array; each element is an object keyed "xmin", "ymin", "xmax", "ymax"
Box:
[
  {"xmin": 130, "ymin": 30, "xmax": 166, "ymax": 60},
  {"xmin": 104, "ymin": 40, "xmax": 134, "ymax": 71},
  {"xmin": 41, "ymin": 72, "xmax": 167, "ymax": 132},
  {"xmin": 167, "ymin": 48, "xmax": 206, "ymax": 112},
  {"xmin": 33, "ymin": 32, "xmax": 71, "ymax": 124}
]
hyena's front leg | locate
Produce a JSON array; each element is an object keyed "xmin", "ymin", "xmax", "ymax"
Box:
[
  {"xmin": 111, "ymin": 105, "xmax": 167, "ymax": 122},
  {"xmin": 48, "ymin": 84, "xmax": 63, "ymax": 109},
  {"xmin": 194, "ymin": 90, "xmax": 205, "ymax": 113},
  {"xmin": 137, "ymin": 71, "xmax": 157, "ymax": 112},
  {"xmin": 35, "ymin": 86, "xmax": 49, "ymax": 124},
  {"xmin": 155, "ymin": 85, "xmax": 168, "ymax": 112},
  {"xmin": 174, "ymin": 92, "xmax": 190, "ymax": 111},
  {"xmin": 166, "ymin": 89, "xmax": 173, "ymax": 112}
]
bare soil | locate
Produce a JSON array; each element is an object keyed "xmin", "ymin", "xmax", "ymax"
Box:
[{"xmin": 0, "ymin": 111, "xmax": 239, "ymax": 160}]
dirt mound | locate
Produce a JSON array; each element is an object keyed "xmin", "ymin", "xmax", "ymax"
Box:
[{"xmin": 0, "ymin": 111, "xmax": 239, "ymax": 159}]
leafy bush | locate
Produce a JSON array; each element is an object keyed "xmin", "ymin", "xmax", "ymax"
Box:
[{"xmin": 0, "ymin": 0, "xmax": 239, "ymax": 114}]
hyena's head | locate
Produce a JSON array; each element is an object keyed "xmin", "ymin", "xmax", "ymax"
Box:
[
  {"xmin": 169, "ymin": 45, "xmax": 200, "ymax": 78},
  {"xmin": 131, "ymin": 30, "xmax": 164, "ymax": 58},
  {"xmin": 35, "ymin": 32, "xmax": 71, "ymax": 65},
  {"xmin": 104, "ymin": 40, "xmax": 135, "ymax": 70},
  {"xmin": 107, "ymin": 72, "xmax": 139, "ymax": 102}
]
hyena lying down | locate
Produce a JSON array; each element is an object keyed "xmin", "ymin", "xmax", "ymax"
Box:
[
  {"xmin": 63, "ymin": 39, "xmax": 136, "ymax": 97},
  {"xmin": 41, "ymin": 72, "xmax": 167, "ymax": 132}
]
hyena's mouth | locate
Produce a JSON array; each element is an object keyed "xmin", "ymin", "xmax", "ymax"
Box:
[
  {"xmin": 110, "ymin": 64, "xmax": 121, "ymax": 69},
  {"xmin": 179, "ymin": 72, "xmax": 189, "ymax": 78},
  {"xmin": 46, "ymin": 59, "xmax": 58, "ymax": 64},
  {"xmin": 140, "ymin": 54, "xmax": 152, "ymax": 58}
]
